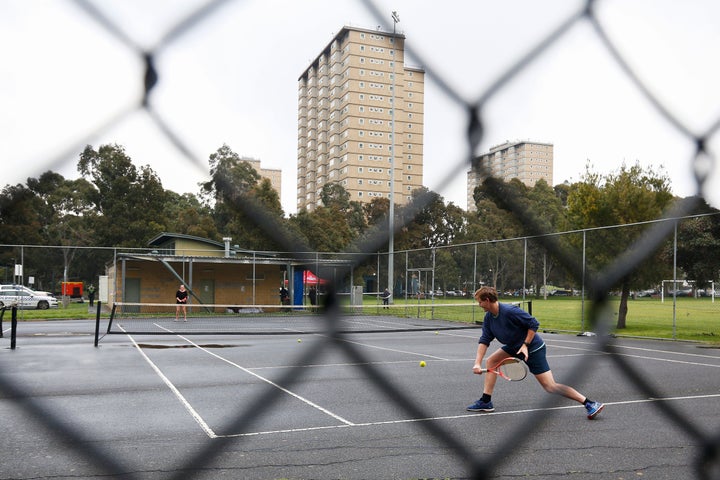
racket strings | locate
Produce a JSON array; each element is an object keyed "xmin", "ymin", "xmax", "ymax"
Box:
[{"xmin": 499, "ymin": 360, "xmax": 528, "ymax": 380}]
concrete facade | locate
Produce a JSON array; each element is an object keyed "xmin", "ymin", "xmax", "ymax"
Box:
[
  {"xmin": 467, "ymin": 140, "xmax": 554, "ymax": 211},
  {"xmin": 297, "ymin": 26, "xmax": 425, "ymax": 211}
]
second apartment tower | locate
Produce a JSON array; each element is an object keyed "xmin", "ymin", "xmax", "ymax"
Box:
[{"xmin": 297, "ymin": 25, "xmax": 425, "ymax": 211}]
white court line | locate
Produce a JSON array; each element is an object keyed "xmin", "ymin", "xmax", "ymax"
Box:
[
  {"xmin": 216, "ymin": 392, "xmax": 720, "ymax": 438},
  {"xmin": 131, "ymin": 324, "xmax": 719, "ymax": 439},
  {"xmin": 156, "ymin": 324, "xmax": 355, "ymax": 427},
  {"xmin": 551, "ymin": 338, "xmax": 720, "ymax": 360},
  {"xmin": 323, "ymin": 335, "xmax": 451, "ymax": 361},
  {"xmin": 121, "ymin": 326, "xmax": 218, "ymax": 439},
  {"xmin": 445, "ymin": 331, "xmax": 720, "ymax": 367},
  {"xmin": 542, "ymin": 343, "xmax": 720, "ymax": 369}
]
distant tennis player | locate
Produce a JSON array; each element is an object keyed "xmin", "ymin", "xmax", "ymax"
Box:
[
  {"xmin": 175, "ymin": 284, "xmax": 188, "ymax": 322},
  {"xmin": 467, "ymin": 286, "xmax": 604, "ymax": 419}
]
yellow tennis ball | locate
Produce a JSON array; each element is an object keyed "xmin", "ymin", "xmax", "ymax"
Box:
[
  {"xmin": 419, "ymin": 360, "xmax": 426, "ymax": 367},
  {"xmin": 297, "ymin": 338, "xmax": 302, "ymax": 343}
]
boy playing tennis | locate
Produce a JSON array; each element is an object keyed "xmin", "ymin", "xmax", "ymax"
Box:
[{"xmin": 467, "ymin": 286, "xmax": 604, "ymax": 419}]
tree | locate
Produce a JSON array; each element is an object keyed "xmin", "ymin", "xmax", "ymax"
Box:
[
  {"xmin": 0, "ymin": 183, "xmax": 46, "ymax": 247},
  {"xmin": 163, "ymin": 191, "xmax": 220, "ymax": 240},
  {"xmin": 363, "ymin": 197, "xmax": 390, "ymax": 227},
  {"xmin": 396, "ymin": 188, "xmax": 466, "ymax": 251},
  {"xmin": 566, "ymin": 162, "xmax": 674, "ymax": 329},
  {"xmin": 0, "ymin": 172, "xmax": 101, "ymax": 291},
  {"xmin": 0, "ymin": 183, "xmax": 48, "ymax": 286},
  {"xmin": 289, "ymin": 207, "xmax": 353, "ymax": 253},
  {"xmin": 320, "ymin": 182, "xmax": 367, "ymax": 239},
  {"xmin": 671, "ymin": 198, "xmax": 720, "ymax": 288},
  {"xmin": 525, "ymin": 179, "xmax": 570, "ymax": 297},
  {"xmin": 462, "ymin": 180, "xmax": 526, "ymax": 292},
  {"xmin": 26, "ymin": 172, "xmax": 99, "ymax": 292},
  {"xmin": 78, "ymin": 143, "xmax": 170, "ymax": 248},
  {"xmin": 200, "ymin": 144, "xmax": 286, "ymax": 251}
]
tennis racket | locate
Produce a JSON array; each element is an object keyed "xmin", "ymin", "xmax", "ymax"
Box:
[{"xmin": 480, "ymin": 357, "xmax": 528, "ymax": 381}]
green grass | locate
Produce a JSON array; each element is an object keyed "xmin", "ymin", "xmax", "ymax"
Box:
[
  {"xmin": 2, "ymin": 301, "xmax": 101, "ymax": 321},
  {"xmin": 362, "ymin": 295, "xmax": 720, "ymax": 343},
  {"xmin": 529, "ymin": 296, "xmax": 720, "ymax": 343}
]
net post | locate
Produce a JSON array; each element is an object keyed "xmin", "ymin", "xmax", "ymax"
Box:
[
  {"xmin": 94, "ymin": 301, "xmax": 102, "ymax": 347},
  {"xmin": 527, "ymin": 300, "xmax": 532, "ymax": 316},
  {"xmin": 106, "ymin": 303, "xmax": 117, "ymax": 334},
  {"xmin": 10, "ymin": 306, "xmax": 18, "ymax": 350},
  {"xmin": 0, "ymin": 306, "xmax": 4, "ymax": 338}
]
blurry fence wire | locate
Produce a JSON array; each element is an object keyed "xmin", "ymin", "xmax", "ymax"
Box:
[{"xmin": 2, "ymin": 0, "xmax": 720, "ymax": 478}]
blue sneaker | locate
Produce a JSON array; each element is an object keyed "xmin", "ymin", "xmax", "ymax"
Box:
[
  {"xmin": 467, "ymin": 399, "xmax": 494, "ymax": 412},
  {"xmin": 585, "ymin": 401, "xmax": 604, "ymax": 419}
]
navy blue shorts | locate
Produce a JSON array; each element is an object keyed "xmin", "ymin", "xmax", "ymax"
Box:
[{"xmin": 502, "ymin": 343, "xmax": 550, "ymax": 375}]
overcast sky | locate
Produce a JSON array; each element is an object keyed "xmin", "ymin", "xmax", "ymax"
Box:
[{"xmin": 2, "ymin": 0, "xmax": 720, "ymax": 215}]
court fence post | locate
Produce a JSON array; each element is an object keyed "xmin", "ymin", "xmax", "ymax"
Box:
[
  {"xmin": 10, "ymin": 306, "xmax": 17, "ymax": 350},
  {"xmin": 94, "ymin": 301, "xmax": 102, "ymax": 347}
]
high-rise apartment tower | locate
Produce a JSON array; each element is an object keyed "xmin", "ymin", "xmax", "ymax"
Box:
[
  {"xmin": 467, "ymin": 140, "xmax": 554, "ymax": 212},
  {"xmin": 297, "ymin": 26, "xmax": 425, "ymax": 211}
]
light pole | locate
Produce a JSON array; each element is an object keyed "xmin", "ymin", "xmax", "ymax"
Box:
[{"xmin": 388, "ymin": 10, "xmax": 399, "ymax": 300}]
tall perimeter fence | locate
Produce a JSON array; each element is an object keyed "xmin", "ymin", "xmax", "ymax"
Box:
[{"xmin": 2, "ymin": 0, "xmax": 720, "ymax": 478}]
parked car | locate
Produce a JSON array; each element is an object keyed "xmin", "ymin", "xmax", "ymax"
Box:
[
  {"xmin": 668, "ymin": 289, "xmax": 693, "ymax": 297},
  {"xmin": 636, "ymin": 289, "xmax": 657, "ymax": 298},
  {"xmin": 0, "ymin": 288, "xmax": 59, "ymax": 309},
  {"xmin": 0, "ymin": 284, "xmax": 54, "ymax": 297}
]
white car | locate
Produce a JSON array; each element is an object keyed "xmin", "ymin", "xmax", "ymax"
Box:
[
  {"xmin": 0, "ymin": 287, "xmax": 58, "ymax": 310},
  {"xmin": 0, "ymin": 284, "xmax": 54, "ymax": 296}
]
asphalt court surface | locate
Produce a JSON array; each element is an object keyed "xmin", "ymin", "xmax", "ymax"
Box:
[{"xmin": 1, "ymin": 319, "xmax": 720, "ymax": 479}]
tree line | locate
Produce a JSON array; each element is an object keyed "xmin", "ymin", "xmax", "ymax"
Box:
[{"xmin": 1, "ymin": 143, "xmax": 719, "ymax": 328}]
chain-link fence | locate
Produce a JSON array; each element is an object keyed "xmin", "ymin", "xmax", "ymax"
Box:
[{"xmin": 2, "ymin": 0, "xmax": 720, "ymax": 478}]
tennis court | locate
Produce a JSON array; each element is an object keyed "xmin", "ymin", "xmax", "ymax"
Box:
[{"xmin": 2, "ymin": 317, "xmax": 719, "ymax": 479}]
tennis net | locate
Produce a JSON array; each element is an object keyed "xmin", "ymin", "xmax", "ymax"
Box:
[{"xmin": 104, "ymin": 301, "xmax": 486, "ymax": 335}]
